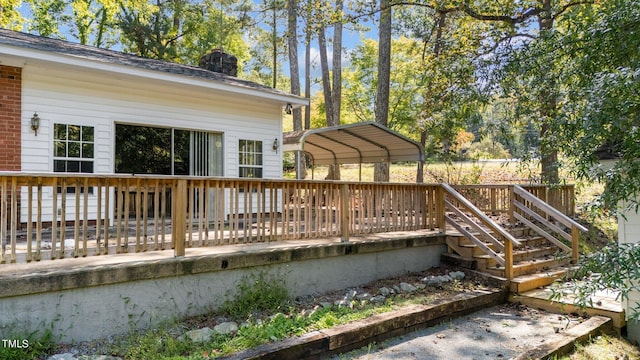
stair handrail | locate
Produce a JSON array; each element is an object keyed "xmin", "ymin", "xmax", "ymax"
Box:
[
  {"xmin": 512, "ymin": 185, "xmax": 588, "ymax": 262},
  {"xmin": 513, "ymin": 185, "xmax": 587, "ymax": 232},
  {"xmin": 442, "ymin": 183, "xmax": 521, "ymax": 247}
]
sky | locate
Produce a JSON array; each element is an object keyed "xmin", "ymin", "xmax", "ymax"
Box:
[{"xmin": 15, "ymin": 0, "xmax": 380, "ymax": 93}]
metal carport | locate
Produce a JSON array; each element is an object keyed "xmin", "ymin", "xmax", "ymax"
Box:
[{"xmin": 282, "ymin": 122, "xmax": 424, "ymax": 182}]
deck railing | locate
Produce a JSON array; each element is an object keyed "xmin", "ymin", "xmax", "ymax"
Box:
[
  {"xmin": 0, "ymin": 173, "xmax": 575, "ymax": 264},
  {"xmin": 453, "ymin": 184, "xmax": 575, "ymax": 217}
]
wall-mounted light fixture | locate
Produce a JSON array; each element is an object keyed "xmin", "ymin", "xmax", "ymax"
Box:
[
  {"xmin": 284, "ymin": 103, "xmax": 293, "ymax": 115},
  {"xmin": 273, "ymin": 138, "xmax": 279, "ymax": 153},
  {"xmin": 31, "ymin": 112, "xmax": 40, "ymax": 136}
]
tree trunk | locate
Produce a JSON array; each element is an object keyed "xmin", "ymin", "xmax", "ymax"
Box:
[
  {"xmin": 318, "ymin": 26, "xmax": 339, "ymax": 180},
  {"xmin": 288, "ymin": 0, "xmax": 305, "ymax": 179},
  {"xmin": 331, "ymin": 0, "xmax": 343, "ymax": 126},
  {"xmin": 538, "ymin": 0, "xmax": 559, "ymax": 185},
  {"xmin": 287, "ymin": 0, "xmax": 302, "ymax": 131},
  {"xmin": 304, "ymin": 31, "xmax": 311, "ymax": 130},
  {"xmin": 318, "ymin": 27, "xmax": 334, "ymax": 125},
  {"xmin": 271, "ymin": 0, "xmax": 278, "ymax": 88},
  {"xmin": 374, "ymin": 0, "xmax": 391, "ymax": 183}
]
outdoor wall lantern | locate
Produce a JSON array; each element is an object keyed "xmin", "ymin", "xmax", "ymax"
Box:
[
  {"xmin": 273, "ymin": 138, "xmax": 279, "ymax": 153},
  {"xmin": 285, "ymin": 103, "xmax": 293, "ymax": 115},
  {"xmin": 31, "ymin": 112, "xmax": 40, "ymax": 136}
]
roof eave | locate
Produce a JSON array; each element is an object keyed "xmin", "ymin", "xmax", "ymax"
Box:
[{"xmin": 0, "ymin": 44, "xmax": 309, "ymax": 107}]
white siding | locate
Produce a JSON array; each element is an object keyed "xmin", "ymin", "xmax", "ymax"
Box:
[
  {"xmin": 619, "ymin": 203, "xmax": 640, "ymax": 341},
  {"xmin": 19, "ymin": 63, "xmax": 284, "ymax": 222}
]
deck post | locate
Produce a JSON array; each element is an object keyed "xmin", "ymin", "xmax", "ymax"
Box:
[
  {"xmin": 508, "ymin": 185, "xmax": 515, "ymax": 224},
  {"xmin": 435, "ymin": 185, "xmax": 445, "ymax": 232},
  {"xmin": 571, "ymin": 225, "xmax": 580, "ymax": 263},
  {"xmin": 340, "ymin": 183, "xmax": 350, "ymax": 242},
  {"xmin": 173, "ymin": 179, "xmax": 187, "ymax": 257},
  {"xmin": 504, "ymin": 239, "xmax": 514, "ymax": 280}
]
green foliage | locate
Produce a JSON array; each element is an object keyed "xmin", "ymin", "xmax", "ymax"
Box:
[
  {"xmin": 0, "ymin": 0, "xmax": 24, "ymax": 30},
  {"xmin": 219, "ymin": 271, "xmax": 291, "ymax": 319},
  {"xmin": 466, "ymin": 138, "xmax": 511, "ymax": 160},
  {"xmin": 555, "ymin": 0, "xmax": 640, "ymax": 210},
  {"xmin": 0, "ymin": 329, "xmax": 54, "ymax": 360},
  {"xmin": 550, "ymin": 242, "xmax": 640, "ymax": 320},
  {"xmin": 26, "ymin": 0, "xmax": 120, "ymax": 47},
  {"xmin": 424, "ymin": 161, "xmax": 485, "ymax": 185},
  {"xmin": 121, "ymin": 326, "xmax": 195, "ymax": 359}
]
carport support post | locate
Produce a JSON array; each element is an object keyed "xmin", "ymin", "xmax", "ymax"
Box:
[
  {"xmin": 340, "ymin": 183, "xmax": 350, "ymax": 242},
  {"xmin": 173, "ymin": 179, "xmax": 187, "ymax": 257}
]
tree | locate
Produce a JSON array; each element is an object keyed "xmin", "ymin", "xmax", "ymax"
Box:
[
  {"xmin": 555, "ymin": 0, "xmax": 640, "ymax": 210},
  {"xmin": 118, "ymin": 0, "xmax": 187, "ymax": 60},
  {"xmin": 313, "ymin": 0, "xmax": 344, "ymax": 179},
  {"xmin": 342, "ymin": 37, "xmax": 426, "ymax": 138},
  {"xmin": 1, "ymin": 0, "xmax": 25, "ymax": 30},
  {"xmin": 399, "ymin": 6, "xmax": 485, "ymax": 164},
  {"xmin": 177, "ymin": 0, "xmax": 250, "ymax": 67},
  {"xmin": 27, "ymin": 0, "xmax": 120, "ymax": 47},
  {"xmin": 374, "ymin": 0, "xmax": 391, "ymax": 182},
  {"xmin": 26, "ymin": 0, "xmax": 68, "ymax": 39},
  {"xmin": 286, "ymin": 0, "xmax": 301, "ymax": 130},
  {"xmin": 458, "ymin": 0, "xmax": 595, "ymax": 184},
  {"xmin": 542, "ymin": 0, "xmax": 640, "ymax": 319}
]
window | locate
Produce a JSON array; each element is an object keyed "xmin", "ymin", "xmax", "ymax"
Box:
[
  {"xmin": 239, "ymin": 139, "xmax": 263, "ymax": 178},
  {"xmin": 54, "ymin": 124, "xmax": 94, "ymax": 173},
  {"xmin": 53, "ymin": 124, "xmax": 94, "ymax": 193}
]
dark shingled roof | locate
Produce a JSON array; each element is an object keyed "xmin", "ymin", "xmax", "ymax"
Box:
[{"xmin": 0, "ymin": 28, "xmax": 304, "ymax": 101}]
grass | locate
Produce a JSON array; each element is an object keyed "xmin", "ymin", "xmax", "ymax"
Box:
[
  {"xmin": 556, "ymin": 334, "xmax": 640, "ymax": 359},
  {"xmin": 0, "ymin": 330, "xmax": 54, "ymax": 360},
  {"xmin": 107, "ymin": 271, "xmax": 461, "ymax": 359},
  {"xmin": 285, "ymin": 160, "xmax": 534, "ymax": 184}
]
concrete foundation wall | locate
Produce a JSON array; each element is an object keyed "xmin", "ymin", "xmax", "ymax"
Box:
[{"xmin": 0, "ymin": 235, "xmax": 446, "ymax": 343}]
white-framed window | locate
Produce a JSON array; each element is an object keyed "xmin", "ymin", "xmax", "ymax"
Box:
[
  {"xmin": 239, "ymin": 139, "xmax": 263, "ymax": 178},
  {"xmin": 53, "ymin": 123, "xmax": 94, "ymax": 193},
  {"xmin": 53, "ymin": 124, "xmax": 94, "ymax": 173}
]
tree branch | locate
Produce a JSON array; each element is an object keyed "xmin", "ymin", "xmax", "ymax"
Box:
[
  {"xmin": 475, "ymin": 33, "xmax": 536, "ymax": 58},
  {"xmin": 348, "ymin": 1, "xmax": 543, "ymax": 26},
  {"xmin": 553, "ymin": 1, "xmax": 594, "ymax": 20},
  {"xmin": 461, "ymin": 4, "xmax": 542, "ymax": 25}
]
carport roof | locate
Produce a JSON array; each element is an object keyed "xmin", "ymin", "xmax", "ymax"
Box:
[{"xmin": 282, "ymin": 122, "xmax": 424, "ymax": 165}]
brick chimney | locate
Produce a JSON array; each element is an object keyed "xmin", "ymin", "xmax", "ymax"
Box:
[{"xmin": 199, "ymin": 49, "xmax": 238, "ymax": 77}]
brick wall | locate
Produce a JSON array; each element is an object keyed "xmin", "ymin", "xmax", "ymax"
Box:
[
  {"xmin": 0, "ymin": 65, "xmax": 22, "ymax": 231},
  {"xmin": 0, "ymin": 65, "xmax": 21, "ymax": 171}
]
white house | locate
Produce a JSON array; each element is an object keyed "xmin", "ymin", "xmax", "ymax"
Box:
[{"xmin": 0, "ymin": 29, "xmax": 307, "ymax": 222}]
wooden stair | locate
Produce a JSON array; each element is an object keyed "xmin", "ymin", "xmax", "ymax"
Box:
[
  {"xmin": 440, "ymin": 184, "xmax": 588, "ymax": 295},
  {"xmin": 445, "ymin": 227, "xmax": 574, "ymax": 294}
]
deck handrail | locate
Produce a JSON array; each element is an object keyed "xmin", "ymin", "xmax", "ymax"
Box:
[
  {"xmin": 513, "ymin": 185, "xmax": 587, "ymax": 232},
  {"xmin": 513, "ymin": 185, "xmax": 587, "ymax": 262},
  {"xmin": 442, "ymin": 184, "xmax": 521, "ymax": 247},
  {"xmin": 441, "ymin": 183, "xmax": 522, "ymax": 280}
]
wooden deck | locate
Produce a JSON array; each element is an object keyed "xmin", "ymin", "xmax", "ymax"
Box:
[{"xmin": 510, "ymin": 287, "xmax": 626, "ymax": 330}]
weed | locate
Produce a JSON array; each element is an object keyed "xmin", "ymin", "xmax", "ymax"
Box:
[
  {"xmin": 219, "ymin": 271, "xmax": 291, "ymax": 319},
  {"xmin": 0, "ymin": 329, "xmax": 54, "ymax": 360},
  {"xmin": 554, "ymin": 334, "xmax": 640, "ymax": 360}
]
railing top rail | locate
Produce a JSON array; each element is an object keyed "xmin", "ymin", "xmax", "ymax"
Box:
[
  {"xmin": 513, "ymin": 185, "xmax": 587, "ymax": 232},
  {"xmin": 441, "ymin": 183, "xmax": 521, "ymax": 247},
  {"xmin": 0, "ymin": 172, "xmax": 443, "ymax": 187},
  {"xmin": 453, "ymin": 184, "xmax": 575, "ymax": 189}
]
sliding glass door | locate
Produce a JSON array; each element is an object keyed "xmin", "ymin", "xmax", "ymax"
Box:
[
  {"xmin": 115, "ymin": 124, "xmax": 223, "ymax": 220},
  {"xmin": 115, "ymin": 124, "xmax": 223, "ymax": 176}
]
